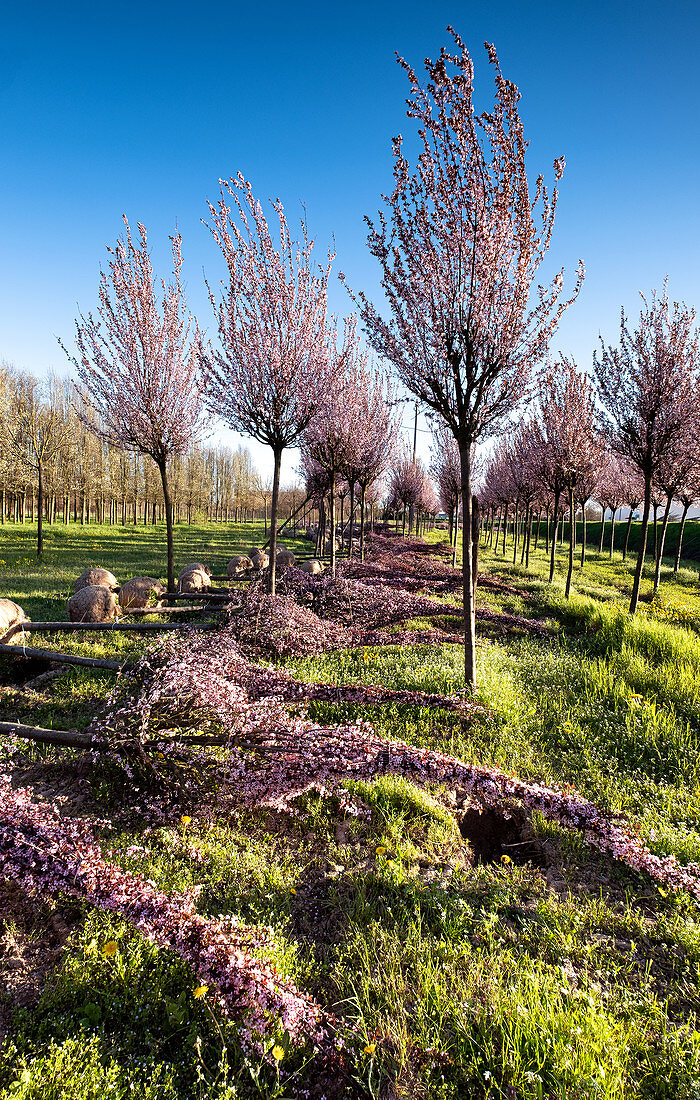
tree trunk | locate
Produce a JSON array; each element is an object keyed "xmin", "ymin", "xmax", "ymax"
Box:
[
  {"xmin": 329, "ymin": 470, "xmax": 337, "ymax": 577},
  {"xmin": 654, "ymin": 495, "xmax": 673, "ymax": 592},
  {"xmin": 459, "ymin": 444, "xmax": 476, "ymax": 690},
  {"xmin": 520, "ymin": 503, "xmax": 529, "ymax": 566},
  {"xmin": 269, "ymin": 446, "xmax": 283, "ymax": 596},
  {"xmin": 512, "ymin": 504, "xmax": 519, "ymax": 565},
  {"xmin": 348, "ymin": 482, "xmax": 355, "ymax": 559},
  {"xmin": 565, "ymin": 483, "xmax": 575, "ymax": 599},
  {"xmin": 157, "ymin": 459, "xmax": 175, "ymax": 592},
  {"xmin": 360, "ymin": 484, "xmax": 367, "ymax": 562},
  {"xmin": 37, "ymin": 462, "xmax": 44, "ymax": 558},
  {"xmin": 501, "ymin": 504, "xmax": 508, "ymax": 556},
  {"xmin": 609, "ymin": 508, "xmax": 616, "ymax": 558},
  {"xmin": 652, "ymin": 504, "xmax": 658, "ymax": 566},
  {"xmin": 452, "ymin": 492, "xmax": 460, "ymax": 569},
  {"xmin": 598, "ymin": 508, "xmax": 605, "ymax": 553},
  {"xmin": 623, "ymin": 509, "xmax": 634, "ymax": 561},
  {"xmin": 675, "ymin": 504, "xmax": 690, "ymax": 573},
  {"xmin": 630, "ymin": 475, "xmax": 652, "ymax": 614},
  {"xmin": 580, "ymin": 501, "xmax": 587, "ymax": 568},
  {"xmin": 548, "ymin": 491, "xmax": 561, "ymax": 584}
]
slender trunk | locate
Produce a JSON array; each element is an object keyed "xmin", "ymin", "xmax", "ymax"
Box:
[
  {"xmin": 580, "ymin": 501, "xmax": 587, "ymax": 568},
  {"xmin": 512, "ymin": 504, "xmax": 519, "ymax": 565},
  {"xmin": 652, "ymin": 504, "xmax": 658, "ymax": 566},
  {"xmin": 269, "ymin": 446, "xmax": 282, "ymax": 596},
  {"xmin": 501, "ymin": 504, "xmax": 508, "ymax": 556},
  {"xmin": 157, "ymin": 459, "xmax": 175, "ymax": 592},
  {"xmin": 598, "ymin": 508, "xmax": 605, "ymax": 553},
  {"xmin": 348, "ymin": 483, "xmax": 355, "ymax": 559},
  {"xmin": 459, "ymin": 444, "xmax": 476, "ymax": 690},
  {"xmin": 609, "ymin": 508, "xmax": 616, "ymax": 558},
  {"xmin": 360, "ymin": 484, "xmax": 367, "ymax": 562},
  {"xmin": 525, "ymin": 505, "xmax": 532, "ymax": 569},
  {"xmin": 534, "ymin": 510, "xmax": 541, "ymax": 552},
  {"xmin": 565, "ymin": 483, "xmax": 575, "ymax": 599},
  {"xmin": 549, "ymin": 491, "xmax": 561, "ymax": 584},
  {"xmin": 452, "ymin": 492, "xmax": 460, "ymax": 569},
  {"xmin": 37, "ymin": 462, "xmax": 44, "ymax": 558},
  {"xmin": 654, "ymin": 496, "xmax": 673, "ymax": 592},
  {"xmin": 520, "ymin": 503, "xmax": 529, "ymax": 566},
  {"xmin": 329, "ymin": 470, "xmax": 337, "ymax": 577},
  {"xmin": 544, "ymin": 506, "xmax": 550, "ymax": 554},
  {"xmin": 623, "ymin": 509, "xmax": 634, "ymax": 561},
  {"xmin": 675, "ymin": 504, "xmax": 690, "ymax": 573},
  {"xmin": 630, "ymin": 476, "xmax": 652, "ymax": 614}
]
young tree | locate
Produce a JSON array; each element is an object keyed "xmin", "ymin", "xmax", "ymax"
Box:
[
  {"xmin": 593, "ymin": 286, "xmax": 699, "ymax": 613},
  {"xmin": 346, "ymin": 31, "xmax": 582, "ymax": 688},
  {"xmin": 301, "ymin": 320, "xmax": 365, "ymax": 576},
  {"xmin": 533, "ymin": 359, "xmax": 598, "ymax": 597},
  {"xmin": 8, "ymin": 375, "xmax": 72, "ymax": 556},
  {"xmin": 63, "ymin": 218, "xmax": 207, "ymax": 590},
  {"xmin": 203, "ymin": 175, "xmax": 334, "ymax": 595}
]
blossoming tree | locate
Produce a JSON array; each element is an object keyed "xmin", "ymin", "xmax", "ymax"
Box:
[
  {"xmin": 63, "ymin": 218, "xmax": 207, "ymax": 590},
  {"xmin": 204, "ymin": 175, "xmax": 334, "ymax": 594},
  {"xmin": 593, "ymin": 286, "xmax": 699, "ymax": 613},
  {"xmin": 347, "ymin": 30, "xmax": 583, "ymax": 687}
]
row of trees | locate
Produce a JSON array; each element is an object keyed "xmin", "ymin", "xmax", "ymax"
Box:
[
  {"xmin": 1, "ymin": 364, "xmax": 282, "ymax": 545},
  {"xmin": 479, "ymin": 289, "xmax": 700, "ymax": 609},
  {"xmin": 57, "ymin": 28, "xmax": 698, "ymax": 687}
]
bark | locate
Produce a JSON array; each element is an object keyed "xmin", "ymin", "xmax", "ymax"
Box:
[
  {"xmin": 157, "ymin": 458, "xmax": 175, "ymax": 592},
  {"xmin": 501, "ymin": 504, "xmax": 508, "ymax": 556},
  {"xmin": 452, "ymin": 492, "xmax": 460, "ymax": 569},
  {"xmin": 598, "ymin": 508, "xmax": 605, "ymax": 553},
  {"xmin": 37, "ymin": 461, "xmax": 44, "ymax": 558},
  {"xmin": 609, "ymin": 508, "xmax": 616, "ymax": 558},
  {"xmin": 674, "ymin": 504, "xmax": 690, "ymax": 573},
  {"xmin": 348, "ymin": 482, "xmax": 355, "ymax": 559},
  {"xmin": 565, "ymin": 483, "xmax": 575, "ymax": 599},
  {"xmin": 360, "ymin": 484, "xmax": 367, "ymax": 562},
  {"xmin": 623, "ymin": 509, "xmax": 634, "ymax": 561},
  {"xmin": 269, "ymin": 446, "xmax": 282, "ymax": 596},
  {"xmin": 629, "ymin": 475, "xmax": 652, "ymax": 614},
  {"xmin": 329, "ymin": 471, "xmax": 337, "ymax": 576},
  {"xmin": 512, "ymin": 504, "xmax": 519, "ymax": 565},
  {"xmin": 548, "ymin": 491, "xmax": 561, "ymax": 584},
  {"xmin": 654, "ymin": 495, "xmax": 673, "ymax": 592},
  {"xmin": 459, "ymin": 444, "xmax": 476, "ymax": 690},
  {"xmin": 580, "ymin": 501, "xmax": 587, "ymax": 568}
]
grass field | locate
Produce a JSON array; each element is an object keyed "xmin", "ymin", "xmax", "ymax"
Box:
[{"xmin": 2, "ymin": 521, "xmax": 700, "ymax": 1098}]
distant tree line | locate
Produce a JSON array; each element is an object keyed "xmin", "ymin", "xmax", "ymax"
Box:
[{"xmin": 0, "ymin": 364, "xmax": 294, "ymax": 539}]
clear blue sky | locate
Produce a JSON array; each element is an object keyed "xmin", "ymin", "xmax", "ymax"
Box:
[{"xmin": 1, "ymin": 0, "xmax": 699, "ymax": 480}]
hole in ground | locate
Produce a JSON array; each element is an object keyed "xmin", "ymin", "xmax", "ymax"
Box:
[{"xmin": 458, "ymin": 805, "xmax": 545, "ymax": 866}]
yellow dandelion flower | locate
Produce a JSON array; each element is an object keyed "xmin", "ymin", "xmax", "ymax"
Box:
[
  {"xmin": 500, "ymin": 854, "xmax": 511, "ymax": 864},
  {"xmin": 272, "ymin": 1044, "xmax": 285, "ymax": 1061},
  {"xmin": 102, "ymin": 941, "xmax": 118, "ymax": 958},
  {"xmin": 193, "ymin": 985, "xmax": 209, "ymax": 999},
  {"xmin": 290, "ymin": 887, "xmax": 297, "ymax": 895},
  {"xmin": 364, "ymin": 1043, "xmax": 376, "ymax": 1055},
  {"xmin": 375, "ymin": 845, "xmax": 387, "ymax": 856},
  {"xmin": 181, "ymin": 815, "xmax": 192, "ymax": 825}
]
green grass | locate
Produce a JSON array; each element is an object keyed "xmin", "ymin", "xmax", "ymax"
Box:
[{"xmin": 3, "ymin": 522, "xmax": 700, "ymax": 1097}]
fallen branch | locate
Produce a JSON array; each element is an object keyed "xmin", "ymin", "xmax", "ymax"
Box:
[
  {"xmin": 1, "ymin": 621, "xmax": 220, "ymax": 643},
  {"xmin": 0, "ymin": 643, "xmax": 123, "ymax": 671},
  {"xmin": 0, "ymin": 721, "xmax": 92, "ymax": 749}
]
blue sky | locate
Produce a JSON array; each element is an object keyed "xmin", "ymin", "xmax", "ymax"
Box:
[{"xmin": 1, "ymin": 0, "xmax": 699, "ymax": 480}]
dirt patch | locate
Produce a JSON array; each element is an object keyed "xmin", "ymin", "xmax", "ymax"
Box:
[
  {"xmin": 0, "ymin": 881, "xmax": 83, "ymax": 1036},
  {"xmin": 458, "ymin": 805, "xmax": 545, "ymax": 867}
]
